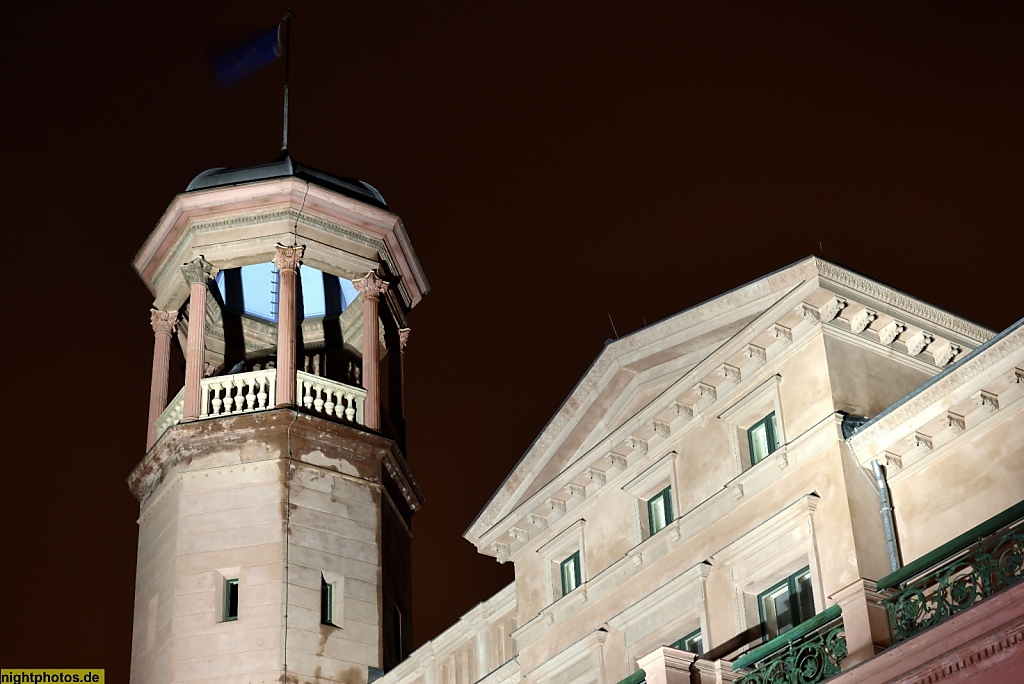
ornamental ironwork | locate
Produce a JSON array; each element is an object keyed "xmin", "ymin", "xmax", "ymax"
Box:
[
  {"xmin": 736, "ymin": 621, "xmax": 847, "ymax": 684},
  {"xmin": 882, "ymin": 525, "xmax": 1024, "ymax": 643}
]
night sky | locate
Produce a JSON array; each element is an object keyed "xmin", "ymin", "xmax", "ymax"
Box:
[{"xmin": 3, "ymin": 3, "xmax": 1022, "ymax": 678}]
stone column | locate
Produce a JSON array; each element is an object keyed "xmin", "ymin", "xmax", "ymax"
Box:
[
  {"xmin": 353, "ymin": 271, "xmax": 389, "ymax": 430},
  {"xmin": 180, "ymin": 257, "xmax": 216, "ymax": 420},
  {"xmin": 147, "ymin": 310, "xmax": 179, "ymax": 450},
  {"xmin": 273, "ymin": 244, "xmax": 305, "ymax": 407}
]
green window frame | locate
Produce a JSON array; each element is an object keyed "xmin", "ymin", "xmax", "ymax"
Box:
[
  {"xmin": 757, "ymin": 566, "xmax": 814, "ymax": 642},
  {"xmin": 647, "ymin": 486, "xmax": 674, "ymax": 537},
  {"xmin": 747, "ymin": 412, "xmax": 779, "ymax": 465},
  {"xmin": 670, "ymin": 628, "xmax": 703, "ymax": 656},
  {"xmin": 223, "ymin": 577, "xmax": 239, "ymax": 621},
  {"xmin": 321, "ymin": 574, "xmax": 334, "ymax": 625},
  {"xmin": 560, "ymin": 551, "xmax": 582, "ymax": 596}
]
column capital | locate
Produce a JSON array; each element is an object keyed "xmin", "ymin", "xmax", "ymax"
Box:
[
  {"xmin": 354, "ymin": 270, "xmax": 389, "ymax": 299},
  {"xmin": 273, "ymin": 243, "xmax": 305, "ymax": 272},
  {"xmin": 150, "ymin": 309, "xmax": 179, "ymax": 335},
  {"xmin": 180, "ymin": 256, "xmax": 217, "ymax": 286},
  {"xmin": 398, "ymin": 327, "xmax": 411, "ymax": 352}
]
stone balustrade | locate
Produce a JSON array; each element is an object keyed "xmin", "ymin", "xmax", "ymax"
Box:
[
  {"xmin": 153, "ymin": 387, "xmax": 185, "ymax": 444},
  {"xmin": 200, "ymin": 368, "xmax": 277, "ymax": 418},
  {"xmin": 297, "ymin": 371, "xmax": 366, "ymax": 425}
]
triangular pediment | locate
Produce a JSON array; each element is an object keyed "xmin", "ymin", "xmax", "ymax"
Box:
[{"xmin": 465, "ymin": 257, "xmax": 993, "ymax": 557}]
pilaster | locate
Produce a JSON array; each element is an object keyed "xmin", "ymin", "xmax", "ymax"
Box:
[
  {"xmin": 147, "ymin": 310, "xmax": 178, "ymax": 449},
  {"xmin": 180, "ymin": 256, "xmax": 216, "ymax": 420},
  {"xmin": 273, "ymin": 244, "xmax": 304, "ymax": 407},
  {"xmin": 829, "ymin": 578, "xmax": 889, "ymax": 669},
  {"xmin": 354, "ymin": 270, "xmax": 389, "ymax": 430}
]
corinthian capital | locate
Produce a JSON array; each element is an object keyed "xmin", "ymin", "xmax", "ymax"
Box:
[
  {"xmin": 354, "ymin": 270, "xmax": 390, "ymax": 299},
  {"xmin": 273, "ymin": 244, "xmax": 305, "ymax": 272},
  {"xmin": 180, "ymin": 256, "xmax": 217, "ymax": 286},
  {"xmin": 150, "ymin": 309, "xmax": 179, "ymax": 335},
  {"xmin": 398, "ymin": 327, "xmax": 411, "ymax": 352}
]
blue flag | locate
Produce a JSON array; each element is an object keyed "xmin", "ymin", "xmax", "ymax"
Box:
[{"xmin": 213, "ymin": 25, "xmax": 282, "ymax": 88}]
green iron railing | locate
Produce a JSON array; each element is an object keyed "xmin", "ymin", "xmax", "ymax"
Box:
[
  {"xmin": 733, "ymin": 605, "xmax": 846, "ymax": 684},
  {"xmin": 878, "ymin": 501, "xmax": 1024, "ymax": 644}
]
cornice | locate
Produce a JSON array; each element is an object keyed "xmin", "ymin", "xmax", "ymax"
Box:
[{"xmin": 813, "ymin": 259, "xmax": 992, "ymax": 344}]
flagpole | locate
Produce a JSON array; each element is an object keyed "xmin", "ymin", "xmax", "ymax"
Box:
[{"xmin": 281, "ymin": 7, "xmax": 292, "ymax": 152}]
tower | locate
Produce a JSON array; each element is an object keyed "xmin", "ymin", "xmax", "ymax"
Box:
[{"xmin": 128, "ymin": 156, "xmax": 429, "ymax": 684}]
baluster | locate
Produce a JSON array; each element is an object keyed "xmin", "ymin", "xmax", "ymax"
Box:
[
  {"xmin": 234, "ymin": 377, "xmax": 247, "ymax": 413},
  {"xmin": 333, "ymin": 390, "xmax": 345, "ymax": 418},
  {"xmin": 222, "ymin": 382, "xmax": 234, "ymax": 413},
  {"xmin": 210, "ymin": 382, "xmax": 223, "ymax": 416},
  {"xmin": 256, "ymin": 376, "xmax": 268, "ymax": 409},
  {"xmin": 245, "ymin": 377, "xmax": 257, "ymax": 410},
  {"xmin": 313, "ymin": 384, "xmax": 325, "ymax": 413},
  {"xmin": 302, "ymin": 380, "xmax": 314, "ymax": 409},
  {"xmin": 344, "ymin": 392, "xmax": 356, "ymax": 422},
  {"xmin": 201, "ymin": 382, "xmax": 211, "ymax": 417},
  {"xmin": 355, "ymin": 395, "xmax": 365, "ymax": 424},
  {"xmin": 324, "ymin": 388, "xmax": 335, "ymax": 416}
]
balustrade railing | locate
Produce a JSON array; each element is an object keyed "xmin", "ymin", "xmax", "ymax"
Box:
[
  {"xmin": 200, "ymin": 368, "xmax": 277, "ymax": 418},
  {"xmin": 733, "ymin": 606, "xmax": 846, "ymax": 684},
  {"xmin": 878, "ymin": 501, "xmax": 1024, "ymax": 644},
  {"xmin": 153, "ymin": 387, "xmax": 185, "ymax": 443},
  {"xmin": 297, "ymin": 370, "xmax": 366, "ymax": 426}
]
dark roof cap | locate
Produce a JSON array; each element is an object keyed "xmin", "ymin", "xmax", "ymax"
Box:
[{"xmin": 185, "ymin": 154, "xmax": 387, "ymax": 210}]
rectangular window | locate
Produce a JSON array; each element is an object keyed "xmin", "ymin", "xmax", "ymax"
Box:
[
  {"xmin": 747, "ymin": 412, "xmax": 779, "ymax": 465},
  {"xmin": 321, "ymin": 574, "xmax": 334, "ymax": 625},
  {"xmin": 560, "ymin": 551, "xmax": 582, "ymax": 596},
  {"xmin": 647, "ymin": 486, "xmax": 674, "ymax": 536},
  {"xmin": 223, "ymin": 578, "xmax": 239, "ymax": 621},
  {"xmin": 758, "ymin": 567, "xmax": 814, "ymax": 641},
  {"xmin": 670, "ymin": 628, "xmax": 703, "ymax": 656}
]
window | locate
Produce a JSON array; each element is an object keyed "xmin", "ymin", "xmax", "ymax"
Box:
[
  {"xmin": 321, "ymin": 574, "xmax": 334, "ymax": 625},
  {"xmin": 560, "ymin": 551, "xmax": 582, "ymax": 595},
  {"xmin": 648, "ymin": 486, "xmax": 674, "ymax": 536},
  {"xmin": 223, "ymin": 578, "xmax": 239, "ymax": 621},
  {"xmin": 757, "ymin": 567, "xmax": 814, "ymax": 641},
  {"xmin": 747, "ymin": 412, "xmax": 780, "ymax": 465},
  {"xmin": 670, "ymin": 628, "xmax": 704, "ymax": 656},
  {"xmin": 718, "ymin": 375, "xmax": 786, "ymax": 471}
]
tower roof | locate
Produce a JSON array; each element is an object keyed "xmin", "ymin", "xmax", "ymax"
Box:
[{"xmin": 185, "ymin": 154, "xmax": 388, "ymax": 210}]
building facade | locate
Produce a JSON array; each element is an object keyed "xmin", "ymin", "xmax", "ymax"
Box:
[
  {"xmin": 378, "ymin": 258, "xmax": 1023, "ymax": 684},
  {"xmin": 128, "ymin": 157, "xmax": 428, "ymax": 683}
]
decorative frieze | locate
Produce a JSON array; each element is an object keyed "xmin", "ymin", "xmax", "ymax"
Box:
[
  {"xmin": 628, "ymin": 436, "xmax": 649, "ymax": 454},
  {"xmin": 904, "ymin": 331, "xmax": 934, "ymax": 357},
  {"xmin": 745, "ymin": 344, "xmax": 767, "ymax": 365},
  {"xmin": 606, "ymin": 453, "xmax": 628, "ymax": 470},
  {"xmin": 884, "ymin": 453, "xmax": 903, "ymax": 472},
  {"xmin": 719, "ymin": 364, "xmax": 741, "ymax": 383},
  {"xmin": 912, "ymin": 433, "xmax": 934, "ymax": 452},
  {"xmin": 527, "ymin": 513, "xmax": 548, "ymax": 528},
  {"xmin": 672, "ymin": 401, "xmax": 696, "ymax": 419},
  {"xmin": 696, "ymin": 382, "xmax": 717, "ymax": 401},
  {"xmin": 771, "ymin": 324, "xmax": 793, "ymax": 343},
  {"xmin": 878, "ymin": 320, "xmax": 906, "ymax": 346},
  {"xmin": 849, "ymin": 308, "xmax": 877, "ymax": 334},
  {"xmin": 566, "ymin": 483, "xmax": 587, "ymax": 500}
]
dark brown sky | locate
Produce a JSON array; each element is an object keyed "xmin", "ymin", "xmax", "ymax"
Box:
[{"xmin": 2, "ymin": 2, "xmax": 1022, "ymax": 677}]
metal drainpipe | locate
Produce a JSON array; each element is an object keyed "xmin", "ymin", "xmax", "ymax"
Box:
[{"xmin": 871, "ymin": 459, "xmax": 901, "ymax": 573}]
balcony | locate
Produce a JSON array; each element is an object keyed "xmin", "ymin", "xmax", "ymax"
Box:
[
  {"xmin": 152, "ymin": 368, "xmax": 367, "ymax": 443},
  {"xmin": 732, "ymin": 605, "xmax": 847, "ymax": 684},
  {"xmin": 877, "ymin": 500, "xmax": 1024, "ymax": 644}
]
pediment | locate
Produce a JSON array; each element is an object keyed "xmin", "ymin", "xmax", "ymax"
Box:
[{"xmin": 465, "ymin": 257, "xmax": 993, "ymax": 557}]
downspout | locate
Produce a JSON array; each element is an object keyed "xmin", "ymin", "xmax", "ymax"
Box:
[{"xmin": 871, "ymin": 459, "xmax": 901, "ymax": 573}]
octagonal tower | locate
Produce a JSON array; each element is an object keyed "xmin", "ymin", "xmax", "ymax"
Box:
[{"xmin": 128, "ymin": 156, "xmax": 428, "ymax": 684}]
